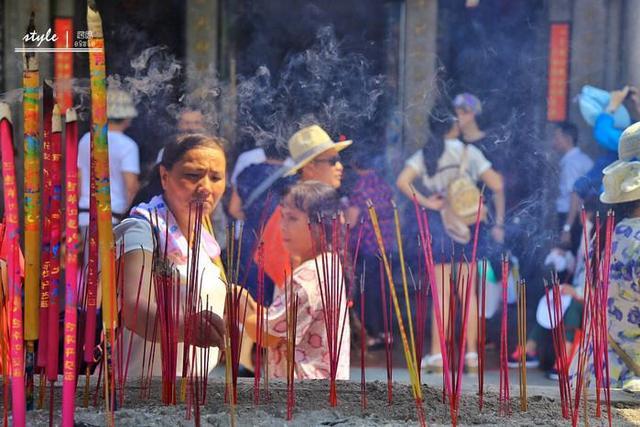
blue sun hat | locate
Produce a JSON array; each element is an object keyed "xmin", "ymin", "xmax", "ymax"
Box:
[{"xmin": 578, "ymin": 85, "xmax": 631, "ymax": 129}]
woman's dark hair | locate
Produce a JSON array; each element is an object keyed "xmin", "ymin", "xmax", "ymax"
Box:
[
  {"xmin": 422, "ymin": 108, "xmax": 456, "ymax": 177},
  {"xmin": 610, "ymin": 199, "xmax": 640, "ymax": 225},
  {"xmin": 131, "ymin": 133, "xmax": 226, "ymax": 208}
]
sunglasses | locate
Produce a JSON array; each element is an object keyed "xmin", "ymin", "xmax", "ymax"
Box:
[{"xmin": 313, "ymin": 156, "xmax": 341, "ymax": 166}]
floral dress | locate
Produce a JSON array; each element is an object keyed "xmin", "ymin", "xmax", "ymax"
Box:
[
  {"xmin": 608, "ymin": 217, "xmax": 640, "ymax": 389},
  {"xmin": 267, "ymin": 253, "xmax": 350, "ymax": 380}
]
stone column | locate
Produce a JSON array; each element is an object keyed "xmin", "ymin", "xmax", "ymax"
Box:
[
  {"xmin": 402, "ymin": 0, "xmax": 438, "ymax": 155},
  {"xmin": 624, "ymin": 0, "xmax": 640, "ymax": 88},
  {"xmin": 565, "ymin": 0, "xmax": 608, "ymax": 152},
  {"xmin": 185, "ymin": 0, "xmax": 219, "ymax": 95}
]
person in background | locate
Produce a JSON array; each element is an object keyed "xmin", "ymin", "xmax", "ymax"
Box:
[
  {"xmin": 258, "ymin": 125, "xmax": 352, "ymax": 290},
  {"xmin": 565, "ymin": 86, "xmax": 640, "ymax": 243},
  {"xmin": 229, "ymin": 141, "xmax": 295, "ymax": 306},
  {"xmin": 396, "ymin": 107, "xmax": 505, "ymax": 373},
  {"xmin": 77, "ymin": 89, "xmax": 140, "ymax": 231},
  {"xmin": 599, "ymin": 131, "xmax": 640, "ymax": 392},
  {"xmin": 551, "ymin": 121, "xmax": 593, "ymax": 252},
  {"xmin": 242, "ymin": 181, "xmax": 350, "ymax": 379},
  {"xmin": 345, "ymin": 149, "xmax": 395, "ymax": 350}
]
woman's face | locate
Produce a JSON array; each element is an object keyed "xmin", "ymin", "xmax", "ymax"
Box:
[
  {"xmin": 280, "ymin": 195, "xmax": 315, "ymax": 261},
  {"xmin": 300, "ymin": 148, "xmax": 344, "ymax": 189},
  {"xmin": 160, "ymin": 146, "xmax": 226, "ymax": 221}
]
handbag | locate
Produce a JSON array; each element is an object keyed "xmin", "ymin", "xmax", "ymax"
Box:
[{"xmin": 441, "ymin": 146, "xmax": 486, "ymax": 244}]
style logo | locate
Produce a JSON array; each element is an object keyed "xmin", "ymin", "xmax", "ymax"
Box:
[
  {"xmin": 22, "ymin": 28, "xmax": 59, "ymax": 46},
  {"xmin": 16, "ymin": 27, "xmax": 100, "ymax": 53}
]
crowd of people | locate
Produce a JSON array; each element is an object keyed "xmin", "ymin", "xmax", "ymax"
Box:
[{"xmin": 73, "ymin": 83, "xmax": 639, "ymax": 392}]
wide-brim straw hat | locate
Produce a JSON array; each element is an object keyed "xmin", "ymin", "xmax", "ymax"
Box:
[
  {"xmin": 600, "ymin": 159, "xmax": 640, "ymax": 204},
  {"xmin": 617, "ymin": 121, "xmax": 640, "ymax": 161},
  {"xmin": 285, "ymin": 125, "xmax": 352, "ymax": 176},
  {"xmin": 107, "ymin": 89, "xmax": 138, "ymax": 120}
]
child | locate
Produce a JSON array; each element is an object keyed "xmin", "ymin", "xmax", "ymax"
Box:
[{"xmin": 243, "ymin": 181, "xmax": 351, "ymax": 380}]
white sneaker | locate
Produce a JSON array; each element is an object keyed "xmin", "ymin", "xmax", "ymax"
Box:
[{"xmin": 421, "ymin": 353, "xmax": 443, "ymax": 373}]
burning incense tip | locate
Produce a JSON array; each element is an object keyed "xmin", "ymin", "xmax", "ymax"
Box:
[
  {"xmin": 66, "ymin": 107, "xmax": 78, "ymax": 123},
  {"xmin": 0, "ymin": 103, "xmax": 11, "ymax": 122}
]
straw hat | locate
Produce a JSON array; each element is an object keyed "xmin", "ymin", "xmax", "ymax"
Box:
[
  {"xmin": 600, "ymin": 160, "xmax": 640, "ymax": 204},
  {"xmin": 285, "ymin": 125, "xmax": 352, "ymax": 176},
  {"xmin": 618, "ymin": 121, "xmax": 640, "ymax": 161},
  {"xmin": 107, "ymin": 89, "xmax": 138, "ymax": 120}
]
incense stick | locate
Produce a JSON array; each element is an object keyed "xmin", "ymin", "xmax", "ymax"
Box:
[{"xmin": 517, "ymin": 279, "xmax": 528, "ymax": 412}]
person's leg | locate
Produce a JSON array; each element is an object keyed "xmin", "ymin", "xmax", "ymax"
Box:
[
  {"xmin": 462, "ymin": 262, "xmax": 478, "ymax": 355},
  {"xmin": 430, "ymin": 263, "xmax": 452, "ymax": 357}
]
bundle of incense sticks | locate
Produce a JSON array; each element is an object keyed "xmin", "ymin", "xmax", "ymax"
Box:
[
  {"xmin": 410, "ymin": 246, "xmax": 430, "ymax": 386},
  {"xmin": 359, "ymin": 262, "xmax": 367, "ymax": 410},
  {"xmin": 476, "ymin": 258, "xmax": 488, "ymax": 409},
  {"xmin": 544, "ymin": 279, "xmax": 572, "ymax": 419},
  {"xmin": 284, "ymin": 276, "xmax": 299, "ymax": 421},
  {"xmin": 183, "ymin": 203, "xmax": 200, "ymax": 405},
  {"xmin": 569, "ymin": 209, "xmax": 614, "ymax": 427},
  {"xmin": 312, "ymin": 215, "xmax": 350, "ymax": 407},
  {"xmin": 453, "ymin": 195, "xmax": 484, "ymax": 417},
  {"xmin": 516, "ymin": 279, "xmax": 528, "ymax": 412},
  {"xmin": 410, "ymin": 195, "xmax": 454, "ymax": 416},
  {"xmin": 153, "ymin": 253, "xmax": 181, "ymax": 404},
  {"xmin": 22, "ymin": 13, "xmax": 41, "ymax": 412},
  {"xmin": 378, "ymin": 257, "xmax": 393, "ymax": 403},
  {"xmin": 253, "ymin": 242, "xmax": 266, "ymax": 405},
  {"xmin": 367, "ymin": 201, "xmax": 426, "ymax": 426},
  {"xmin": 498, "ymin": 255, "xmax": 510, "ymax": 416},
  {"xmin": 221, "ymin": 220, "xmax": 249, "ymax": 410}
]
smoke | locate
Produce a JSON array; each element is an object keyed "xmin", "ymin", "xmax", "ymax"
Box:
[{"xmin": 236, "ymin": 26, "xmax": 386, "ymax": 152}]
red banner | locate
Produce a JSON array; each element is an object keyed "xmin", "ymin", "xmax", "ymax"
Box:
[
  {"xmin": 54, "ymin": 18, "xmax": 74, "ymax": 113},
  {"xmin": 547, "ymin": 23, "xmax": 570, "ymax": 122}
]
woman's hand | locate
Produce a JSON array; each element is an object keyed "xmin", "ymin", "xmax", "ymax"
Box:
[
  {"xmin": 188, "ymin": 310, "xmax": 226, "ymax": 348},
  {"xmin": 559, "ymin": 284, "xmax": 578, "ymax": 299},
  {"xmin": 423, "ymin": 194, "xmax": 446, "ymax": 211},
  {"xmin": 607, "ymin": 86, "xmax": 630, "ymax": 113},
  {"xmin": 491, "ymin": 225, "xmax": 505, "ymax": 244}
]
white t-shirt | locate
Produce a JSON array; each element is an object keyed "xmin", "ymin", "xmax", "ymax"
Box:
[
  {"xmin": 405, "ymin": 138, "xmax": 492, "ymax": 193},
  {"xmin": 77, "ymin": 131, "xmax": 140, "ymax": 226},
  {"xmin": 556, "ymin": 147, "xmax": 593, "ymax": 213}
]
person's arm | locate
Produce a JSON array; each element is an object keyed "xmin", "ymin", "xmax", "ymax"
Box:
[
  {"xmin": 122, "ymin": 172, "xmax": 140, "ymax": 208},
  {"xmin": 561, "ymin": 192, "xmax": 583, "ymax": 245},
  {"xmin": 243, "ymin": 313, "xmax": 283, "ymax": 348},
  {"xmin": 239, "ymin": 292, "xmax": 282, "ymax": 347},
  {"xmin": 480, "ymin": 168, "xmax": 505, "ymax": 243},
  {"xmin": 228, "ymin": 187, "xmax": 245, "ymax": 221},
  {"xmin": 120, "ymin": 248, "xmax": 224, "ymax": 348},
  {"xmin": 396, "ymin": 166, "xmax": 445, "ymax": 211},
  {"xmin": 594, "ymin": 87, "xmax": 629, "ymax": 151}
]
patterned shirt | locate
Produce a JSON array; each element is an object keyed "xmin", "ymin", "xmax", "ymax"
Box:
[
  {"xmin": 267, "ymin": 253, "xmax": 350, "ymax": 380},
  {"xmin": 607, "ymin": 217, "xmax": 640, "ymax": 388}
]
